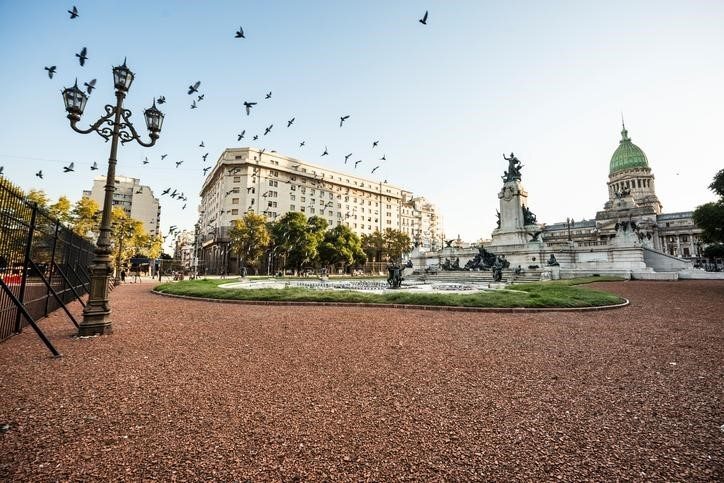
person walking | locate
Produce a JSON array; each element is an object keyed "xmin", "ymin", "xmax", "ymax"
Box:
[{"xmin": 120, "ymin": 268, "xmax": 126, "ymax": 283}]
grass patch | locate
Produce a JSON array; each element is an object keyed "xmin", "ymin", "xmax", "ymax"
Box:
[{"xmin": 154, "ymin": 276, "xmax": 625, "ymax": 308}]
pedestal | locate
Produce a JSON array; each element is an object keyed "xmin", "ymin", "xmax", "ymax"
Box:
[{"xmin": 79, "ymin": 256, "xmax": 113, "ymax": 336}]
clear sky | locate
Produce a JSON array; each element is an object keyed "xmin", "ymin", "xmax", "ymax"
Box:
[{"xmin": 1, "ymin": 0, "xmax": 723, "ymax": 250}]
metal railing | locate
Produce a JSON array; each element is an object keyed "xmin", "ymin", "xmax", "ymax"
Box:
[{"xmin": 0, "ymin": 177, "xmax": 96, "ymax": 347}]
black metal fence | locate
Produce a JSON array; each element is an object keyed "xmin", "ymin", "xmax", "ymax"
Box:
[{"xmin": 0, "ymin": 177, "xmax": 96, "ymax": 345}]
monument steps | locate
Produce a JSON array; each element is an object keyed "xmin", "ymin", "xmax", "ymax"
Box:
[{"xmin": 407, "ymin": 270, "xmax": 544, "ymax": 285}]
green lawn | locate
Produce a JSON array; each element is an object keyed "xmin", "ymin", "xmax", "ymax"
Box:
[{"xmin": 154, "ymin": 276, "xmax": 625, "ymax": 309}]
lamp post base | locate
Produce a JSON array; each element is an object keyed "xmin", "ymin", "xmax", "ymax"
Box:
[{"xmin": 79, "ymin": 256, "xmax": 114, "ymax": 336}]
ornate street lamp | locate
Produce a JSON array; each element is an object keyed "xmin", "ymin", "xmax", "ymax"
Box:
[{"xmin": 62, "ymin": 59, "xmax": 164, "ymax": 336}]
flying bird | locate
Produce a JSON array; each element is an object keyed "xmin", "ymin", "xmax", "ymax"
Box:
[
  {"xmin": 182, "ymin": 204, "xmax": 186, "ymax": 210},
  {"xmin": 75, "ymin": 47, "xmax": 88, "ymax": 66},
  {"xmin": 170, "ymin": 189, "xmax": 178, "ymax": 198},
  {"xmin": 202, "ymin": 153, "xmax": 209, "ymax": 161},
  {"xmin": 235, "ymin": 26, "xmax": 245, "ymax": 38},
  {"xmin": 237, "ymin": 130, "xmax": 245, "ymax": 141},
  {"xmin": 44, "ymin": 66, "xmax": 56, "ymax": 79},
  {"xmin": 380, "ymin": 154, "xmax": 386, "ymax": 161},
  {"xmin": 162, "ymin": 188, "xmax": 171, "ymax": 195},
  {"xmin": 299, "ymin": 141, "xmax": 305, "ymax": 147},
  {"xmin": 339, "ymin": 115, "xmax": 350, "ymax": 127},
  {"xmin": 161, "ymin": 154, "xmax": 167, "ymax": 160},
  {"xmin": 196, "ymin": 94, "xmax": 204, "ymax": 102},
  {"xmin": 372, "ymin": 140, "xmax": 379, "ymax": 148},
  {"xmin": 84, "ymin": 78, "xmax": 96, "ymax": 94},
  {"xmin": 265, "ymin": 91, "xmax": 272, "ymax": 99},
  {"xmin": 142, "ymin": 157, "xmax": 149, "ymax": 165},
  {"xmin": 68, "ymin": 6, "xmax": 78, "ymax": 19},
  {"xmin": 344, "ymin": 153, "xmax": 352, "ymax": 164},
  {"xmin": 190, "ymin": 100, "xmax": 197, "ymax": 109},
  {"xmin": 63, "ymin": 162, "xmax": 74, "ymax": 173},
  {"xmin": 35, "ymin": 170, "xmax": 43, "ymax": 179},
  {"xmin": 371, "ymin": 166, "xmax": 380, "ymax": 173},
  {"xmin": 188, "ymin": 81, "xmax": 201, "ymax": 95},
  {"xmin": 90, "ymin": 161, "xmax": 98, "ymax": 170},
  {"xmin": 175, "ymin": 160, "xmax": 184, "ymax": 168},
  {"xmin": 243, "ymin": 101, "xmax": 257, "ymax": 115},
  {"xmin": 321, "ymin": 146, "xmax": 329, "ymax": 156},
  {"xmin": 203, "ymin": 166, "xmax": 211, "ymax": 175},
  {"xmin": 264, "ymin": 124, "xmax": 273, "ymax": 135},
  {"xmin": 354, "ymin": 160, "xmax": 362, "ymax": 168},
  {"xmin": 199, "ymin": 141, "xmax": 205, "ymax": 147},
  {"xmin": 419, "ymin": 10, "xmax": 429, "ymax": 25},
  {"xmin": 252, "ymin": 135, "xmax": 259, "ymax": 141},
  {"xmin": 287, "ymin": 117, "xmax": 295, "ymax": 127},
  {"xmin": 157, "ymin": 96, "xmax": 166, "ymax": 104}
]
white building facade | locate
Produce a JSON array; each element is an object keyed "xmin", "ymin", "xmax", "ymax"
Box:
[
  {"xmin": 83, "ymin": 175, "xmax": 161, "ymax": 236},
  {"xmin": 198, "ymin": 148, "xmax": 443, "ymax": 273}
]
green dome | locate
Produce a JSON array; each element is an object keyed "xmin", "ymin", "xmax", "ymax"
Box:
[{"xmin": 609, "ymin": 125, "xmax": 649, "ymax": 174}]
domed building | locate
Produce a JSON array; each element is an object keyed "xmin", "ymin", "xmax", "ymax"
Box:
[
  {"xmin": 541, "ymin": 122, "xmax": 704, "ymax": 265},
  {"xmin": 605, "ymin": 123, "xmax": 662, "ymax": 214}
]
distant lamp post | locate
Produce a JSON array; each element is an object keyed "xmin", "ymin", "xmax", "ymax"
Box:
[{"xmin": 62, "ymin": 59, "xmax": 164, "ymax": 336}]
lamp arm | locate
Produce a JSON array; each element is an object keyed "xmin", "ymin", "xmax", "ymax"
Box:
[
  {"xmin": 118, "ymin": 108, "xmax": 158, "ymax": 147},
  {"xmin": 68, "ymin": 105, "xmax": 116, "ymax": 141}
]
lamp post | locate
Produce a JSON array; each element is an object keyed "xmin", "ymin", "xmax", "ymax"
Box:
[{"xmin": 62, "ymin": 59, "xmax": 164, "ymax": 336}]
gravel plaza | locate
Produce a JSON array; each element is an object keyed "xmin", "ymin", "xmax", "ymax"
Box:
[{"xmin": 1, "ymin": 280, "xmax": 722, "ymax": 481}]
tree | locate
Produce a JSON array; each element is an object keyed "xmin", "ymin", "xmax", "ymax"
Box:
[
  {"xmin": 383, "ymin": 228, "xmax": 412, "ymax": 262},
  {"xmin": 228, "ymin": 212, "xmax": 270, "ymax": 274},
  {"xmin": 271, "ymin": 212, "xmax": 322, "ymax": 272},
  {"xmin": 26, "ymin": 189, "xmax": 49, "ymax": 210},
  {"xmin": 318, "ymin": 224, "xmax": 366, "ymax": 271},
  {"xmin": 71, "ymin": 196, "xmax": 101, "ymax": 238},
  {"xmin": 361, "ymin": 231, "xmax": 385, "ymax": 263},
  {"xmin": 110, "ymin": 207, "xmax": 145, "ymax": 274},
  {"xmin": 693, "ymin": 169, "xmax": 724, "ymax": 244},
  {"xmin": 48, "ymin": 196, "xmax": 72, "ymax": 224}
]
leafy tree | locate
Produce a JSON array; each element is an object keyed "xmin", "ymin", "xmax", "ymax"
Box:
[
  {"xmin": 693, "ymin": 169, "xmax": 724, "ymax": 244},
  {"xmin": 703, "ymin": 243, "xmax": 724, "ymax": 258},
  {"xmin": 271, "ymin": 212, "xmax": 323, "ymax": 272},
  {"xmin": 229, "ymin": 212, "xmax": 271, "ymax": 274},
  {"xmin": 48, "ymin": 196, "xmax": 72, "ymax": 224},
  {"xmin": 71, "ymin": 196, "xmax": 101, "ymax": 238},
  {"xmin": 383, "ymin": 228, "xmax": 412, "ymax": 262},
  {"xmin": 319, "ymin": 224, "xmax": 366, "ymax": 271},
  {"xmin": 361, "ymin": 231, "xmax": 385, "ymax": 263},
  {"xmin": 26, "ymin": 189, "xmax": 49, "ymax": 209},
  {"xmin": 110, "ymin": 207, "xmax": 145, "ymax": 273}
]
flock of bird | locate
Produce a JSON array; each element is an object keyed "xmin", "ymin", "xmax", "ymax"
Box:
[{"xmin": 11, "ymin": 5, "xmax": 431, "ymax": 244}]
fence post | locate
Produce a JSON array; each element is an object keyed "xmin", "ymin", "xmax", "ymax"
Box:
[
  {"xmin": 44, "ymin": 221, "xmax": 60, "ymax": 317},
  {"xmin": 15, "ymin": 202, "xmax": 38, "ymax": 333}
]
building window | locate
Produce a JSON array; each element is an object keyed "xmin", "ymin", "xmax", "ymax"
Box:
[
  {"xmin": 231, "ymin": 209, "xmax": 239, "ymax": 215},
  {"xmin": 232, "ymin": 198, "xmax": 239, "ymax": 204},
  {"xmin": 233, "ymin": 176, "xmax": 241, "ymax": 183},
  {"xmin": 290, "ymin": 194, "xmax": 296, "ymax": 201}
]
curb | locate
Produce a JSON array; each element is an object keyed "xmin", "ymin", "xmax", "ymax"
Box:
[{"xmin": 151, "ymin": 290, "xmax": 630, "ymax": 313}]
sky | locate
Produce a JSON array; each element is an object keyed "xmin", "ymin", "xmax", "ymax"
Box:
[{"xmin": 1, "ymin": 0, "xmax": 723, "ymax": 251}]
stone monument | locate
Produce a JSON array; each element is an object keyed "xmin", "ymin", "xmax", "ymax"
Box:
[{"xmin": 490, "ymin": 153, "xmax": 539, "ymax": 246}]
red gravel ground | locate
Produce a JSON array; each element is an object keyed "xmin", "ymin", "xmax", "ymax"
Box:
[{"xmin": 0, "ymin": 280, "xmax": 722, "ymax": 481}]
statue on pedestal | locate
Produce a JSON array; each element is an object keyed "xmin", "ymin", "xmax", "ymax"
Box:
[
  {"xmin": 522, "ymin": 205, "xmax": 537, "ymax": 225},
  {"xmin": 502, "ymin": 152, "xmax": 523, "ymax": 182}
]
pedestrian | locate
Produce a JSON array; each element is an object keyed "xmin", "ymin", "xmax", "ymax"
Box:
[
  {"xmin": 120, "ymin": 269, "xmax": 126, "ymax": 283},
  {"xmin": 133, "ymin": 267, "xmax": 141, "ymax": 283}
]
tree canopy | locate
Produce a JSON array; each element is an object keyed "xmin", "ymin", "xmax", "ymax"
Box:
[
  {"xmin": 229, "ymin": 212, "xmax": 271, "ymax": 274},
  {"xmin": 693, "ymin": 169, "xmax": 724, "ymax": 244}
]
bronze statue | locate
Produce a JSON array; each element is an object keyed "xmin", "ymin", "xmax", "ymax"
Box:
[
  {"xmin": 546, "ymin": 254, "xmax": 559, "ymax": 266},
  {"xmin": 492, "ymin": 257, "xmax": 503, "ymax": 282},
  {"xmin": 522, "ymin": 205, "xmax": 537, "ymax": 225},
  {"xmin": 502, "ymin": 152, "xmax": 523, "ymax": 182},
  {"xmin": 387, "ymin": 263, "xmax": 404, "ymax": 289},
  {"xmin": 496, "ymin": 210, "xmax": 501, "ymax": 229}
]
